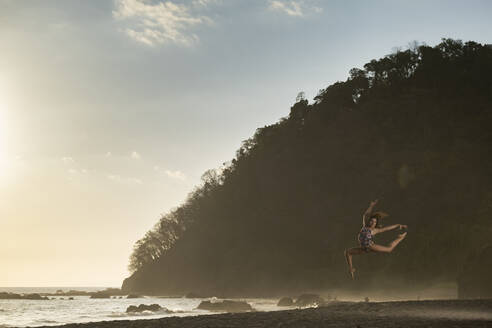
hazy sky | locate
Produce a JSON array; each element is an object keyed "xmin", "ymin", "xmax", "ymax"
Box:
[{"xmin": 0, "ymin": 0, "xmax": 491, "ymax": 287}]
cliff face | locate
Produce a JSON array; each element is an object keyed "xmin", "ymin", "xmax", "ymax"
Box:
[{"xmin": 122, "ymin": 39, "xmax": 492, "ymax": 297}]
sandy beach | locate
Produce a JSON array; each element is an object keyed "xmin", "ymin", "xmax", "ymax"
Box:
[{"xmin": 33, "ymin": 299, "xmax": 492, "ymax": 328}]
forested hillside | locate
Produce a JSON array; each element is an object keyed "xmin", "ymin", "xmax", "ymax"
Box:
[{"xmin": 122, "ymin": 39, "xmax": 492, "ymax": 297}]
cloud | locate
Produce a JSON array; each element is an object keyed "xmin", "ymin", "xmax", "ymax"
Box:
[
  {"xmin": 105, "ymin": 152, "xmax": 112, "ymax": 157},
  {"xmin": 61, "ymin": 157, "xmax": 74, "ymax": 164},
  {"xmin": 66, "ymin": 168, "xmax": 88, "ymax": 182},
  {"xmin": 131, "ymin": 151, "xmax": 141, "ymax": 160},
  {"xmin": 107, "ymin": 174, "xmax": 143, "ymax": 185},
  {"xmin": 154, "ymin": 165, "xmax": 186, "ymax": 180},
  {"xmin": 268, "ymin": 0, "xmax": 322, "ymax": 17},
  {"xmin": 192, "ymin": 0, "xmax": 220, "ymax": 7},
  {"xmin": 165, "ymin": 169, "xmax": 186, "ymax": 180},
  {"xmin": 113, "ymin": 0, "xmax": 214, "ymax": 46}
]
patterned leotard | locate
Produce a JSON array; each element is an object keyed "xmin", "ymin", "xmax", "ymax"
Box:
[{"xmin": 358, "ymin": 227, "xmax": 374, "ymax": 251}]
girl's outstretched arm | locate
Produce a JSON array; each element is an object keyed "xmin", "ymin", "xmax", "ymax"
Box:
[
  {"xmin": 375, "ymin": 224, "xmax": 407, "ymax": 234},
  {"xmin": 362, "ymin": 199, "xmax": 378, "ymax": 226}
]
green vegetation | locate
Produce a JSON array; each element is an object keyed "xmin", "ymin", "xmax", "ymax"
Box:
[{"xmin": 122, "ymin": 39, "xmax": 492, "ymax": 297}]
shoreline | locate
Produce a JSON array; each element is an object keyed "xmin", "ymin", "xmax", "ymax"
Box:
[{"xmin": 32, "ymin": 299, "xmax": 492, "ymax": 328}]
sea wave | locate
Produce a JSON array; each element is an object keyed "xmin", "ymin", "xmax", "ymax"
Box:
[
  {"xmin": 108, "ymin": 309, "xmax": 173, "ymax": 318},
  {"xmin": 0, "ymin": 295, "xmax": 221, "ymax": 326},
  {"xmin": 170, "ymin": 309, "xmax": 186, "ymax": 313}
]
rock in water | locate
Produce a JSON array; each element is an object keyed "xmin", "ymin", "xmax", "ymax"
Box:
[
  {"xmin": 126, "ymin": 303, "xmax": 166, "ymax": 313},
  {"xmin": 295, "ymin": 294, "xmax": 325, "ymax": 307},
  {"xmin": 197, "ymin": 300, "xmax": 253, "ymax": 312},
  {"xmin": 24, "ymin": 293, "xmax": 50, "ymax": 300},
  {"xmin": 127, "ymin": 294, "xmax": 141, "ymax": 299},
  {"xmin": 277, "ymin": 297, "xmax": 294, "ymax": 306},
  {"xmin": 0, "ymin": 292, "xmax": 49, "ymax": 300},
  {"xmin": 90, "ymin": 292, "xmax": 111, "ymax": 299}
]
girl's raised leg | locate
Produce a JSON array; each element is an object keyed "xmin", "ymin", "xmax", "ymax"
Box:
[{"xmin": 369, "ymin": 232, "xmax": 407, "ymax": 253}]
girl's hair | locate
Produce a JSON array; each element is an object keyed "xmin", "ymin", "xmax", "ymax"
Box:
[{"xmin": 367, "ymin": 211, "xmax": 389, "ymax": 228}]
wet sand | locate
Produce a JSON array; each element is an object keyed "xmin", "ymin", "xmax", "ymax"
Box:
[{"xmin": 35, "ymin": 299, "xmax": 492, "ymax": 328}]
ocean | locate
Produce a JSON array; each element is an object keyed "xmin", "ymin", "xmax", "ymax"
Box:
[{"xmin": 0, "ymin": 287, "xmax": 282, "ymax": 327}]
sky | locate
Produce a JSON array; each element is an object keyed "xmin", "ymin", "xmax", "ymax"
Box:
[{"xmin": 0, "ymin": 0, "xmax": 491, "ymax": 287}]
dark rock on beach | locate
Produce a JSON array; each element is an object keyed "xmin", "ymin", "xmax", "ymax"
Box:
[
  {"xmin": 196, "ymin": 300, "xmax": 253, "ymax": 312},
  {"xmin": 126, "ymin": 304, "xmax": 169, "ymax": 313},
  {"xmin": 294, "ymin": 294, "xmax": 325, "ymax": 307},
  {"xmin": 277, "ymin": 297, "xmax": 294, "ymax": 306}
]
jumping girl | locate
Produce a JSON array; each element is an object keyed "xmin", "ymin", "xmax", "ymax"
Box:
[{"xmin": 344, "ymin": 199, "xmax": 408, "ymax": 279}]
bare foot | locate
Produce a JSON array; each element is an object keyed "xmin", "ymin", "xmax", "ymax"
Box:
[
  {"xmin": 398, "ymin": 232, "xmax": 407, "ymax": 239},
  {"xmin": 349, "ymin": 268, "xmax": 356, "ymax": 280}
]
